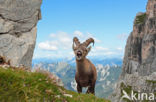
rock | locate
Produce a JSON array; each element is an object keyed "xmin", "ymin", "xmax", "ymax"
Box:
[
  {"xmin": 146, "ymin": 0, "xmax": 156, "ymax": 18},
  {"xmin": 110, "ymin": 0, "xmax": 156, "ymax": 101},
  {"xmin": 34, "ymin": 68, "xmax": 64, "ymax": 87},
  {"xmin": 63, "ymin": 94, "xmax": 73, "ymax": 98},
  {"xmin": 0, "ymin": 0, "xmax": 42, "ymax": 68},
  {"xmin": 121, "ymin": 0, "xmax": 156, "ymax": 77}
]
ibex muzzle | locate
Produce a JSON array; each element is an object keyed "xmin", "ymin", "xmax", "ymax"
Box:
[{"xmin": 72, "ymin": 37, "xmax": 97, "ymax": 94}]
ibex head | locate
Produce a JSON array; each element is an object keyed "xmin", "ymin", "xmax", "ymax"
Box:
[{"xmin": 72, "ymin": 37, "xmax": 94, "ymax": 61}]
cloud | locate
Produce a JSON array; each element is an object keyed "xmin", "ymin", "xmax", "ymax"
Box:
[
  {"xmin": 90, "ymin": 46, "xmax": 115, "ymax": 57},
  {"xmin": 95, "ymin": 46, "xmax": 109, "ymax": 51},
  {"xmin": 49, "ymin": 33, "xmax": 56, "ymax": 38},
  {"xmin": 91, "ymin": 46, "xmax": 109, "ymax": 55},
  {"xmin": 117, "ymin": 33, "xmax": 128, "ymax": 41},
  {"xmin": 87, "ymin": 46, "xmax": 125, "ymax": 58},
  {"xmin": 89, "ymin": 50, "xmax": 117, "ymax": 57},
  {"xmin": 39, "ymin": 31, "xmax": 72, "ymax": 51},
  {"xmin": 38, "ymin": 30, "xmax": 102, "ymax": 51},
  {"xmin": 86, "ymin": 32, "xmax": 101, "ymax": 43},
  {"xmin": 73, "ymin": 30, "xmax": 83, "ymax": 38},
  {"xmin": 36, "ymin": 30, "xmax": 124, "ymax": 58},
  {"xmin": 58, "ymin": 34, "xmax": 72, "ymax": 49},
  {"xmin": 117, "ymin": 47, "xmax": 123, "ymax": 51},
  {"xmin": 73, "ymin": 31, "xmax": 101, "ymax": 43},
  {"xmin": 38, "ymin": 41, "xmax": 58, "ymax": 51}
]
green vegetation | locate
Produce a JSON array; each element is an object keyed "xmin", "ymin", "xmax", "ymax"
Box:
[
  {"xmin": 120, "ymin": 82, "xmax": 133, "ymax": 102},
  {"xmin": 135, "ymin": 13, "xmax": 146, "ymax": 25},
  {"xmin": 120, "ymin": 83, "xmax": 132, "ymax": 95},
  {"xmin": 120, "ymin": 82, "xmax": 132, "ymax": 101},
  {"xmin": 146, "ymin": 80, "xmax": 156, "ymax": 84},
  {"xmin": 0, "ymin": 67, "xmax": 109, "ymax": 102}
]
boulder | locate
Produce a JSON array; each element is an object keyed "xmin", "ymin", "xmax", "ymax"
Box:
[{"xmin": 0, "ymin": 0, "xmax": 42, "ymax": 68}]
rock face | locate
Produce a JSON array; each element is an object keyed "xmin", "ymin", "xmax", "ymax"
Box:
[
  {"xmin": 110, "ymin": 0, "xmax": 156, "ymax": 101},
  {"xmin": 122, "ymin": 0, "xmax": 156, "ymax": 76},
  {"xmin": 0, "ymin": 0, "xmax": 42, "ymax": 68}
]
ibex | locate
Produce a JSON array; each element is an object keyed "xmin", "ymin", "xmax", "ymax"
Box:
[{"xmin": 72, "ymin": 37, "xmax": 97, "ymax": 94}]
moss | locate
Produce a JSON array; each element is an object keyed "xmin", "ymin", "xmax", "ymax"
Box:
[
  {"xmin": 0, "ymin": 67, "xmax": 109, "ymax": 102},
  {"xmin": 135, "ymin": 13, "xmax": 146, "ymax": 25},
  {"xmin": 120, "ymin": 82, "xmax": 132, "ymax": 94},
  {"xmin": 120, "ymin": 82, "xmax": 140, "ymax": 102},
  {"xmin": 120, "ymin": 82, "xmax": 132, "ymax": 102},
  {"xmin": 146, "ymin": 80, "xmax": 156, "ymax": 84}
]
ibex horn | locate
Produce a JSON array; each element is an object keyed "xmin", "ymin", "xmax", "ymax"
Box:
[
  {"xmin": 73, "ymin": 37, "xmax": 80, "ymax": 46},
  {"xmin": 83, "ymin": 38, "xmax": 94, "ymax": 47},
  {"xmin": 73, "ymin": 37, "xmax": 80, "ymax": 50}
]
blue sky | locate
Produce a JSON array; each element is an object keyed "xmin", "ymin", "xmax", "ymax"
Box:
[{"xmin": 33, "ymin": 0, "xmax": 147, "ymax": 59}]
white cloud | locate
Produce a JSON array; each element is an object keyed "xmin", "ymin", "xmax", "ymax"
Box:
[
  {"xmin": 89, "ymin": 46, "xmax": 114, "ymax": 57},
  {"xmin": 38, "ymin": 31, "xmax": 73, "ymax": 51},
  {"xmin": 86, "ymin": 32, "xmax": 101, "ymax": 43},
  {"xmin": 89, "ymin": 51, "xmax": 116, "ymax": 57},
  {"xmin": 94, "ymin": 38, "xmax": 101, "ymax": 43},
  {"xmin": 50, "ymin": 33, "xmax": 56, "ymax": 38},
  {"xmin": 73, "ymin": 31, "xmax": 101, "ymax": 43},
  {"xmin": 104, "ymin": 51, "xmax": 115, "ymax": 55},
  {"xmin": 95, "ymin": 46, "xmax": 109, "ymax": 51},
  {"xmin": 117, "ymin": 47, "xmax": 123, "ymax": 51},
  {"xmin": 73, "ymin": 30, "xmax": 83, "ymax": 38},
  {"xmin": 38, "ymin": 41, "xmax": 58, "ymax": 51},
  {"xmin": 38, "ymin": 31, "xmax": 102, "ymax": 52},
  {"xmin": 36, "ymin": 30, "xmax": 124, "ymax": 58},
  {"xmin": 87, "ymin": 45, "xmax": 125, "ymax": 58}
]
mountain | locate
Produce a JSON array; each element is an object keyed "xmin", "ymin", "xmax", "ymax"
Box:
[
  {"xmin": 33, "ymin": 58, "xmax": 122, "ymax": 98},
  {"xmin": 110, "ymin": 0, "xmax": 156, "ymax": 101},
  {"xmin": 33, "ymin": 57, "xmax": 122, "ymax": 66}
]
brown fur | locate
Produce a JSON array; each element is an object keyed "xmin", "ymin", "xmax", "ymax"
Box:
[{"xmin": 72, "ymin": 37, "xmax": 97, "ymax": 94}]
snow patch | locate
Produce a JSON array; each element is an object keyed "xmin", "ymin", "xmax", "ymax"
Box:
[{"xmin": 71, "ymin": 80, "xmax": 77, "ymax": 91}]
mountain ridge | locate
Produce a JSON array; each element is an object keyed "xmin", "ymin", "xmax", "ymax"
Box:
[{"xmin": 33, "ymin": 58, "xmax": 122, "ymax": 98}]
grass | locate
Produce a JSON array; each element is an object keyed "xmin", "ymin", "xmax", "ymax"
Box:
[
  {"xmin": 0, "ymin": 67, "xmax": 109, "ymax": 102},
  {"xmin": 135, "ymin": 13, "xmax": 146, "ymax": 25},
  {"xmin": 120, "ymin": 82, "xmax": 132, "ymax": 102},
  {"xmin": 146, "ymin": 80, "xmax": 156, "ymax": 84}
]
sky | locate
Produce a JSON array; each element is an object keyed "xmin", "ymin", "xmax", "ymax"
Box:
[{"xmin": 33, "ymin": 0, "xmax": 148, "ymax": 59}]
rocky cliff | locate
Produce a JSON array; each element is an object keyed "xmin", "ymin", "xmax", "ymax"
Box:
[
  {"xmin": 122, "ymin": 0, "xmax": 156, "ymax": 77},
  {"xmin": 0, "ymin": 0, "xmax": 42, "ymax": 68},
  {"xmin": 110, "ymin": 0, "xmax": 156, "ymax": 101}
]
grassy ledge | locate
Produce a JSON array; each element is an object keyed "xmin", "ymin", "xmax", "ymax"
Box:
[
  {"xmin": 120, "ymin": 82, "xmax": 132, "ymax": 102},
  {"xmin": 135, "ymin": 13, "xmax": 146, "ymax": 25},
  {"xmin": 146, "ymin": 80, "xmax": 156, "ymax": 84},
  {"xmin": 0, "ymin": 67, "xmax": 109, "ymax": 102}
]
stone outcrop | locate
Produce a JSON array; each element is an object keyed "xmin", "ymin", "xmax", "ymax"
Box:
[
  {"xmin": 110, "ymin": 0, "xmax": 156, "ymax": 101},
  {"xmin": 0, "ymin": 0, "xmax": 42, "ymax": 68},
  {"xmin": 122, "ymin": 0, "xmax": 156, "ymax": 76}
]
